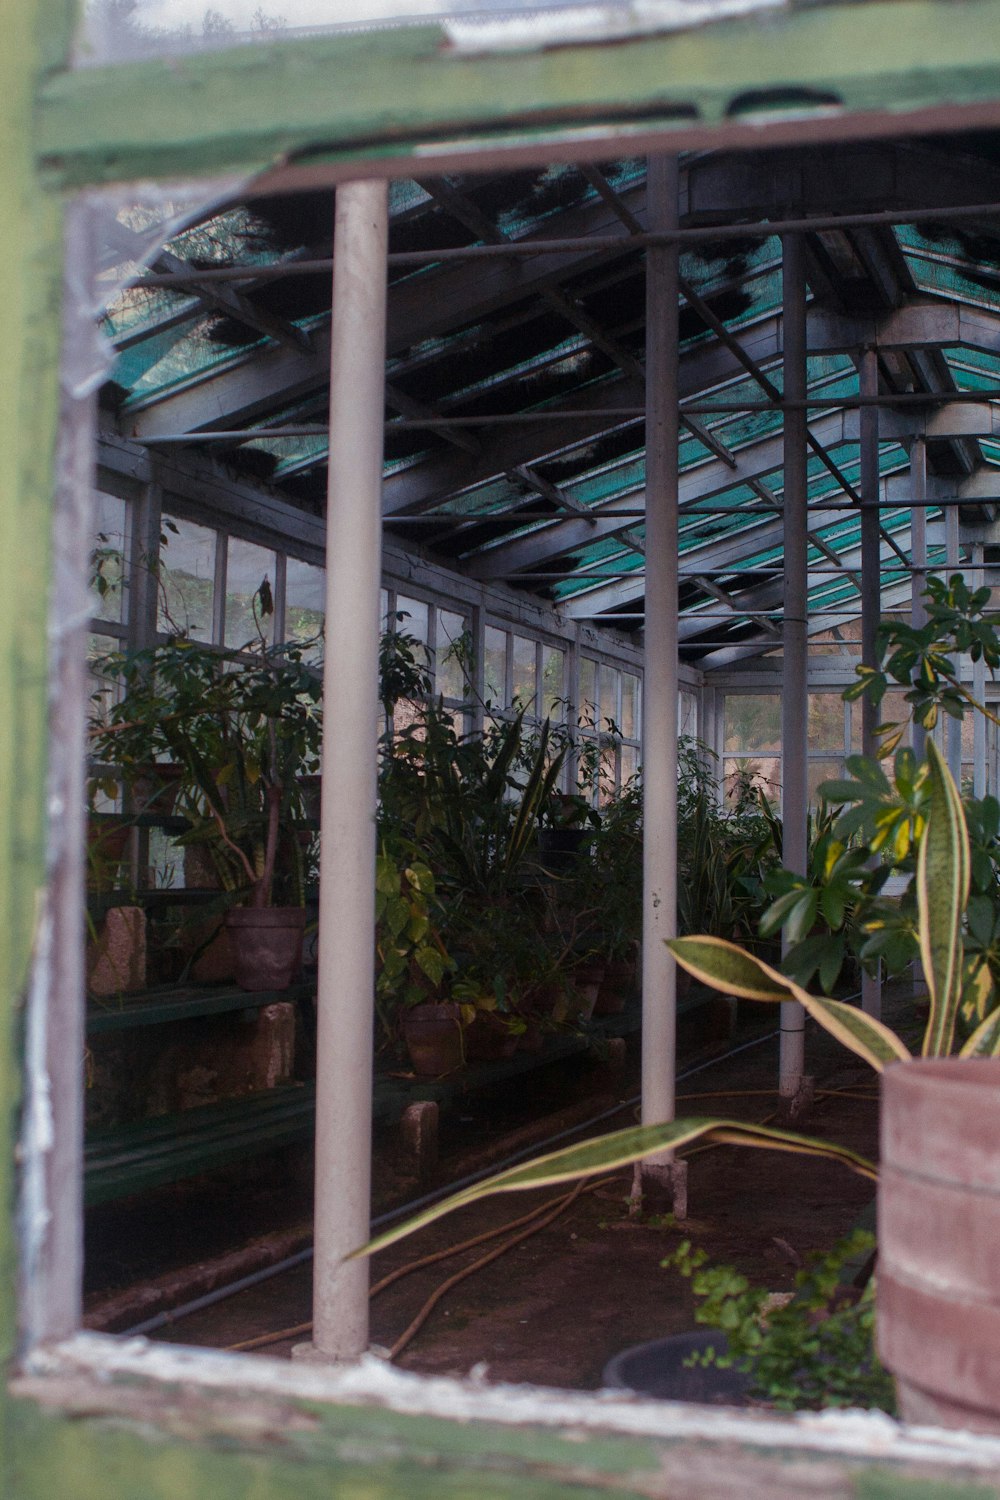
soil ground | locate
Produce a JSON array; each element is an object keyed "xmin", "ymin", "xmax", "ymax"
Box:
[{"xmin": 84, "ymin": 988, "xmax": 903, "ymax": 1391}]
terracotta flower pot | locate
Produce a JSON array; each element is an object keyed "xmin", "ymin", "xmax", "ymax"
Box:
[
  {"xmin": 224, "ymin": 906, "xmax": 306, "ymax": 992},
  {"xmin": 401, "ymin": 1002, "xmax": 464, "ymax": 1076},
  {"xmin": 879, "ymin": 1057, "xmax": 1000, "ymax": 1434}
]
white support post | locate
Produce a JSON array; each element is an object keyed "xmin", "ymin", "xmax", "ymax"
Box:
[
  {"xmin": 859, "ymin": 347, "xmax": 882, "ymax": 1020},
  {"xmin": 974, "ymin": 542, "xmax": 988, "ymax": 799},
  {"xmin": 910, "ymin": 439, "xmax": 928, "ymax": 764},
  {"xmin": 946, "ymin": 501, "xmax": 963, "ymax": 785},
  {"xmin": 779, "ymin": 233, "xmax": 809, "ymax": 1107},
  {"xmin": 305, "ymin": 179, "xmax": 389, "ymax": 1364},
  {"xmin": 637, "ymin": 153, "xmax": 686, "ymax": 1216}
]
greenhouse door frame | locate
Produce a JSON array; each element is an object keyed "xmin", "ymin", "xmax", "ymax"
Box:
[{"xmin": 8, "ymin": 0, "xmax": 1000, "ymax": 1493}]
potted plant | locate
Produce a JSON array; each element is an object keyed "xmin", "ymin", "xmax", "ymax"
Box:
[
  {"xmin": 91, "ymin": 584, "xmax": 323, "ymax": 990},
  {"xmin": 375, "ymin": 848, "xmax": 459, "ymax": 1074}
]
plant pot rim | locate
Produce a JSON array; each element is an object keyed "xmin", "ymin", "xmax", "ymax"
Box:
[
  {"xmin": 403, "ymin": 1001, "xmax": 461, "ymax": 1021},
  {"xmin": 884, "ymin": 1055, "xmax": 1000, "ymax": 1090},
  {"xmin": 225, "ymin": 905, "xmax": 307, "ymax": 927}
]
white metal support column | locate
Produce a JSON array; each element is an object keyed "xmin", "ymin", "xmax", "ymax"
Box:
[
  {"xmin": 910, "ymin": 439, "xmax": 928, "ymax": 763},
  {"xmin": 859, "ymin": 347, "xmax": 882, "ymax": 1020},
  {"xmin": 974, "ymin": 541, "xmax": 988, "ymax": 799},
  {"xmin": 307, "ymin": 179, "xmax": 389, "ymax": 1363},
  {"xmin": 638, "ymin": 153, "xmax": 686, "ymax": 1215},
  {"xmin": 779, "ymin": 233, "xmax": 808, "ymax": 1104},
  {"xmin": 946, "ymin": 499, "xmax": 963, "ymax": 784}
]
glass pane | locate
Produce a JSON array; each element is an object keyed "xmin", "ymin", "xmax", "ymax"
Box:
[
  {"xmin": 484, "ymin": 626, "xmax": 507, "ymax": 706},
  {"xmin": 159, "ymin": 514, "xmax": 216, "ymax": 641},
  {"xmin": 396, "ymin": 594, "xmax": 429, "ymax": 667},
  {"xmin": 962, "ymin": 710, "xmax": 975, "ymax": 760},
  {"xmin": 89, "ymin": 490, "xmax": 128, "ymax": 624},
  {"xmin": 225, "ymin": 536, "xmax": 277, "ymax": 648},
  {"xmin": 677, "ymin": 688, "xmax": 695, "ymax": 741},
  {"xmin": 808, "ymin": 693, "xmax": 845, "ymax": 753},
  {"xmin": 598, "ymin": 742, "xmax": 618, "ymax": 805},
  {"xmin": 620, "ymin": 672, "xmax": 639, "ymax": 739},
  {"xmin": 76, "ymin": 0, "xmax": 610, "ymax": 66},
  {"xmin": 579, "ymin": 657, "xmax": 597, "ymax": 726},
  {"xmin": 87, "ymin": 632, "xmax": 123, "ymax": 811},
  {"xmin": 724, "ymin": 695, "xmax": 781, "ymax": 753},
  {"xmin": 542, "ymin": 646, "xmax": 565, "ymax": 721},
  {"xmin": 285, "ymin": 557, "xmax": 325, "ymax": 662},
  {"xmin": 808, "ymin": 758, "xmax": 844, "ymax": 807},
  {"xmin": 512, "ymin": 635, "xmax": 537, "ymax": 712},
  {"xmin": 437, "ymin": 609, "xmax": 467, "ymax": 701},
  {"xmin": 880, "ymin": 690, "xmax": 912, "ymax": 750},
  {"xmin": 598, "ymin": 663, "xmax": 618, "ymax": 730},
  {"xmin": 620, "ymin": 743, "xmax": 640, "ymax": 786}
]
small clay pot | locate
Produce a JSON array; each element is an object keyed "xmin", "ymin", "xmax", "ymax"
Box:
[
  {"xmin": 402, "ymin": 1002, "xmax": 464, "ymax": 1076},
  {"xmin": 224, "ymin": 906, "xmax": 306, "ymax": 992}
]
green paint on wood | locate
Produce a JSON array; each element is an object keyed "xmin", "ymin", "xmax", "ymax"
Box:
[
  {"xmin": 0, "ymin": 0, "xmax": 62, "ymax": 1379},
  {"xmin": 33, "ymin": 0, "xmax": 1000, "ymax": 187},
  {"xmin": 6, "ymin": 0, "xmax": 1000, "ymax": 1494},
  {"xmin": 856, "ymin": 1471, "xmax": 999, "ymax": 1500}
]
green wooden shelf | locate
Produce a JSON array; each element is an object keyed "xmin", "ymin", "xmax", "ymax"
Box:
[{"xmin": 86, "ymin": 977, "xmax": 318, "ymax": 1034}]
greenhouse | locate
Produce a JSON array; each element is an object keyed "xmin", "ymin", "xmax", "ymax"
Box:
[{"xmin": 9, "ymin": 0, "xmax": 1000, "ymax": 1495}]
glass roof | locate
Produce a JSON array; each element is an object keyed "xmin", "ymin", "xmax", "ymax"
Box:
[{"xmin": 95, "ymin": 142, "xmax": 1000, "ymax": 665}]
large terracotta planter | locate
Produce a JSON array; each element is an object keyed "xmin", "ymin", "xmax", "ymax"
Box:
[
  {"xmin": 224, "ymin": 906, "xmax": 306, "ymax": 992},
  {"xmin": 402, "ymin": 1002, "xmax": 464, "ymax": 1076},
  {"xmin": 879, "ymin": 1057, "xmax": 1000, "ymax": 1433}
]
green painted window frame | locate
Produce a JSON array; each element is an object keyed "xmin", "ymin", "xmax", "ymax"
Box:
[{"xmin": 7, "ymin": 1, "xmax": 1000, "ymax": 1494}]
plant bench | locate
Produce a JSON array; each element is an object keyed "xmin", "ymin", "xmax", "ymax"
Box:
[
  {"xmin": 83, "ymin": 993, "xmax": 734, "ymax": 1206},
  {"xmin": 86, "ymin": 978, "xmax": 317, "ymax": 1034},
  {"xmin": 84, "ymin": 1084, "xmax": 318, "ymax": 1207}
]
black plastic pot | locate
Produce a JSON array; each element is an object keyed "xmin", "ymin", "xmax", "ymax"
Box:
[{"xmin": 602, "ymin": 1331, "xmax": 753, "ymax": 1405}]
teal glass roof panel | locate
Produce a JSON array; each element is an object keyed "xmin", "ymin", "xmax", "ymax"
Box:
[
  {"xmin": 121, "ymin": 316, "xmax": 268, "ymax": 401},
  {"xmin": 896, "ymin": 224, "xmax": 1000, "ymax": 315}
]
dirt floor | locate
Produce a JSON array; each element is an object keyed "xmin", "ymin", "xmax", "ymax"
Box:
[{"xmin": 84, "ymin": 993, "xmax": 895, "ymax": 1391}]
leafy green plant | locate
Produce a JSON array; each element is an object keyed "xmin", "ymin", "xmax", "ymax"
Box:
[
  {"xmin": 92, "ymin": 585, "xmax": 323, "ymax": 907},
  {"xmin": 671, "ymin": 741, "xmax": 1000, "ymax": 1070},
  {"xmin": 374, "ymin": 850, "xmax": 456, "ymax": 1039},
  {"xmin": 848, "ymin": 574, "xmax": 1000, "ymax": 758},
  {"xmin": 663, "ymin": 1231, "xmax": 894, "ymax": 1412},
  {"xmin": 351, "ymin": 739, "xmax": 974, "ymax": 1270}
]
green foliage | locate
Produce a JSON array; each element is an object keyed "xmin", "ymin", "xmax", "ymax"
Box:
[
  {"xmin": 663, "ymin": 1232, "xmax": 895, "ymax": 1412},
  {"xmin": 846, "ymin": 574, "xmax": 1000, "ymax": 758},
  {"xmin": 91, "ymin": 586, "xmax": 322, "ymax": 907},
  {"xmin": 672, "ymin": 742, "xmax": 1000, "ymax": 1071},
  {"xmin": 355, "ymin": 1117, "xmax": 875, "ymax": 1259},
  {"xmin": 676, "ymin": 739, "xmax": 777, "ymax": 946},
  {"xmin": 374, "ymin": 850, "xmax": 455, "ymax": 1030}
]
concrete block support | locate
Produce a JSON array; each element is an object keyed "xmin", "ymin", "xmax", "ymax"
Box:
[{"xmin": 400, "ymin": 1100, "xmax": 440, "ymax": 1185}]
